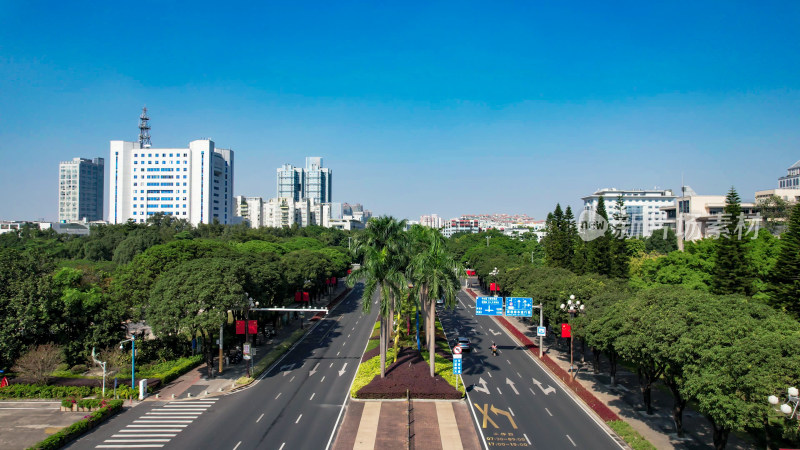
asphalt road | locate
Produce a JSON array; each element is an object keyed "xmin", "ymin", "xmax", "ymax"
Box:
[
  {"xmin": 67, "ymin": 283, "xmax": 380, "ymax": 450},
  {"xmin": 439, "ymin": 290, "xmax": 625, "ymax": 450}
]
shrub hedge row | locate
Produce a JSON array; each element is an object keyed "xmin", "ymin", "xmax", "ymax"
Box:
[
  {"xmin": 27, "ymin": 399, "xmax": 124, "ymax": 450},
  {"xmin": 0, "ymin": 385, "xmax": 100, "ymax": 400}
]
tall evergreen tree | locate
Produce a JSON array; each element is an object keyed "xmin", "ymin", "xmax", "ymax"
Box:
[
  {"xmin": 544, "ymin": 204, "xmax": 571, "ymax": 269},
  {"xmin": 610, "ymin": 195, "xmax": 629, "ymax": 278},
  {"xmin": 768, "ymin": 202, "xmax": 800, "ymax": 318},
  {"xmin": 586, "ymin": 196, "xmax": 613, "ymax": 275},
  {"xmin": 711, "ymin": 187, "xmax": 753, "ymax": 295},
  {"xmin": 563, "ymin": 206, "xmax": 577, "ymax": 267}
]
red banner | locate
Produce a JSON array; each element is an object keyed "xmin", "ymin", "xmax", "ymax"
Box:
[
  {"xmin": 490, "ymin": 282, "xmax": 499, "ymax": 292},
  {"xmin": 295, "ymin": 291, "xmax": 302, "ymax": 302},
  {"xmin": 561, "ymin": 323, "xmax": 571, "ymax": 338},
  {"xmin": 303, "ymin": 292, "xmax": 310, "ymax": 302},
  {"xmin": 236, "ymin": 320, "xmax": 258, "ymax": 334}
]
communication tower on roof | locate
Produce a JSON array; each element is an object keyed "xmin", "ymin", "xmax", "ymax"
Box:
[{"xmin": 138, "ymin": 106, "xmax": 151, "ymax": 148}]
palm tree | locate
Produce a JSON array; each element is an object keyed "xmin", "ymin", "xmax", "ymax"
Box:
[
  {"xmin": 347, "ymin": 216, "xmax": 407, "ymax": 378},
  {"xmin": 408, "ymin": 227, "xmax": 462, "ymax": 377}
]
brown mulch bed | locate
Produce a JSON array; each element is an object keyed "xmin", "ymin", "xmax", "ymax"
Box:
[
  {"xmin": 356, "ymin": 347, "xmax": 461, "ymax": 400},
  {"xmin": 362, "ymin": 346, "xmax": 381, "ymax": 363}
]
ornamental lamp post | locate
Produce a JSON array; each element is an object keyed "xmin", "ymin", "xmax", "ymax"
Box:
[
  {"xmin": 560, "ymin": 295, "xmax": 585, "ymax": 380},
  {"xmin": 768, "ymin": 386, "xmax": 800, "ymax": 419}
]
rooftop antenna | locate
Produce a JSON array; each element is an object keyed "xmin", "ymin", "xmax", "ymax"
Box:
[{"xmin": 138, "ymin": 106, "xmax": 151, "ymax": 148}]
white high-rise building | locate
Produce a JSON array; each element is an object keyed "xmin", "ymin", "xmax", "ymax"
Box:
[
  {"xmin": 778, "ymin": 159, "xmax": 800, "ymax": 189},
  {"xmin": 234, "ymin": 196, "xmax": 265, "ymax": 228},
  {"xmin": 58, "ymin": 157, "xmax": 104, "ymax": 222},
  {"xmin": 276, "ymin": 157, "xmax": 331, "ymax": 203},
  {"xmin": 109, "ymin": 139, "xmax": 234, "ymax": 225},
  {"xmin": 420, "ymin": 214, "xmax": 445, "ymax": 229},
  {"xmin": 582, "ymin": 188, "xmax": 675, "ymax": 238}
]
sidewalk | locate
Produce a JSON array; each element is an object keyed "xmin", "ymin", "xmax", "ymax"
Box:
[
  {"xmin": 465, "ymin": 287, "xmax": 754, "ymax": 450},
  {"xmin": 147, "ymin": 283, "xmax": 352, "ymax": 402}
]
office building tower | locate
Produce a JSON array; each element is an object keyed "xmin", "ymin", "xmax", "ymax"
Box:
[
  {"xmin": 109, "ymin": 139, "xmax": 234, "ymax": 226},
  {"xmin": 58, "ymin": 157, "xmax": 104, "ymax": 222},
  {"xmin": 275, "ymin": 157, "xmax": 332, "ymax": 203},
  {"xmin": 581, "ymin": 188, "xmax": 675, "ymax": 238}
]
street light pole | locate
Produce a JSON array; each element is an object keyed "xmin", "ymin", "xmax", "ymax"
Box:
[
  {"xmin": 119, "ymin": 336, "xmax": 136, "ymax": 389},
  {"xmin": 560, "ymin": 294, "xmax": 584, "ymax": 380}
]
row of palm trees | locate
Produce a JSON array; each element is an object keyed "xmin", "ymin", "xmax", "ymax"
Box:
[{"xmin": 347, "ymin": 216, "xmax": 463, "ymax": 378}]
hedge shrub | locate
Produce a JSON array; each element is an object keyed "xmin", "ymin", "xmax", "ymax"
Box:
[
  {"xmin": 0, "ymin": 385, "xmax": 100, "ymax": 400},
  {"xmin": 27, "ymin": 399, "xmax": 124, "ymax": 450}
]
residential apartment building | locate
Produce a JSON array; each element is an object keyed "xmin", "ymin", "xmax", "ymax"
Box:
[
  {"xmin": 276, "ymin": 157, "xmax": 331, "ymax": 203},
  {"xmin": 420, "ymin": 214, "xmax": 445, "ymax": 229},
  {"xmin": 58, "ymin": 157, "xmax": 104, "ymax": 222},
  {"xmin": 108, "ymin": 139, "xmax": 234, "ymax": 225},
  {"xmin": 234, "ymin": 196, "xmax": 265, "ymax": 228},
  {"xmin": 582, "ymin": 188, "xmax": 675, "ymax": 238},
  {"xmin": 441, "ymin": 217, "xmax": 481, "ymax": 238}
]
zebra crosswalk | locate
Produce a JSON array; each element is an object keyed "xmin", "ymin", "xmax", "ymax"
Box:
[{"xmin": 95, "ymin": 398, "xmax": 217, "ymax": 448}]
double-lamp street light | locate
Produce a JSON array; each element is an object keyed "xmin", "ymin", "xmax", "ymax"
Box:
[{"xmin": 560, "ymin": 295, "xmax": 584, "ymax": 380}]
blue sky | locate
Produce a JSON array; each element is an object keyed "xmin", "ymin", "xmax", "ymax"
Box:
[{"xmin": 1, "ymin": 1, "xmax": 799, "ymax": 221}]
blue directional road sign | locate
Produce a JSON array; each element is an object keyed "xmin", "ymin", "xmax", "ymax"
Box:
[
  {"xmin": 506, "ymin": 297, "xmax": 534, "ymax": 317},
  {"xmin": 537, "ymin": 326, "xmax": 547, "ymax": 337},
  {"xmin": 453, "ymin": 354, "xmax": 462, "ymax": 375},
  {"xmin": 476, "ymin": 297, "xmax": 503, "ymax": 316}
]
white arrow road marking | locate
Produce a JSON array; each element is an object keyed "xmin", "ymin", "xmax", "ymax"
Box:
[
  {"xmin": 474, "ymin": 377, "xmax": 490, "ymax": 394},
  {"xmin": 339, "ymin": 363, "xmax": 348, "ymax": 376},
  {"xmin": 310, "ymin": 363, "xmax": 320, "ymax": 376},
  {"xmin": 506, "ymin": 378, "xmax": 519, "ymax": 395},
  {"xmin": 489, "ymin": 329, "xmax": 501, "ymax": 336},
  {"xmin": 532, "ymin": 377, "xmax": 556, "ymax": 395}
]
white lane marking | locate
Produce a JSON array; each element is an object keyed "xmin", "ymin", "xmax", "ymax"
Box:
[
  {"xmin": 234, "ymin": 441, "xmax": 242, "ymax": 450},
  {"xmin": 529, "ymin": 388, "xmax": 536, "ymax": 396},
  {"xmin": 112, "ymin": 434, "xmax": 177, "ymax": 438},
  {"xmin": 348, "ymin": 334, "xmax": 351, "ymax": 338},
  {"xmin": 118, "ymin": 429, "xmax": 182, "ymax": 433},
  {"xmin": 567, "ymin": 434, "xmax": 577, "ymax": 447},
  {"xmin": 104, "ymin": 439, "xmax": 171, "ymax": 443},
  {"xmin": 310, "ymin": 393, "xmax": 315, "ymax": 400},
  {"xmin": 524, "ymin": 433, "xmax": 531, "ymax": 445},
  {"xmin": 496, "ymin": 387, "xmax": 502, "ymax": 395},
  {"xmin": 517, "ymin": 372, "xmax": 522, "ymax": 378},
  {"xmin": 330, "ymin": 362, "xmax": 334, "ymax": 367},
  {"xmin": 97, "ymin": 446, "xmax": 164, "ymax": 448},
  {"xmin": 134, "ymin": 420, "xmax": 193, "ymax": 424},
  {"xmin": 506, "ymin": 359, "xmax": 511, "ymax": 365},
  {"xmin": 337, "ymin": 351, "xmax": 340, "ymax": 356},
  {"xmin": 545, "ymin": 407, "xmax": 553, "ymax": 417},
  {"xmin": 279, "ymin": 443, "xmax": 286, "ymax": 450},
  {"xmin": 290, "ymin": 376, "xmax": 295, "ymax": 382},
  {"xmin": 487, "ymin": 372, "xmax": 492, "ymax": 378},
  {"xmin": 275, "ymin": 393, "xmax": 281, "ymax": 399},
  {"xmin": 126, "ymin": 424, "xmax": 188, "ymax": 428},
  {"xmin": 257, "ymin": 413, "xmax": 264, "ymax": 423},
  {"xmin": 295, "ymin": 414, "xmax": 302, "ymax": 424},
  {"xmin": 509, "ymin": 407, "xmax": 515, "ymax": 417},
  {"xmin": 321, "ymin": 376, "xmax": 326, "ymax": 382}
]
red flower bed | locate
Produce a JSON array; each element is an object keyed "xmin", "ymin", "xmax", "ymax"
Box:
[{"xmin": 357, "ymin": 347, "xmax": 462, "ymax": 400}]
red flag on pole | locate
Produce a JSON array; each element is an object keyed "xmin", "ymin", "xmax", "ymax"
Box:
[
  {"xmin": 561, "ymin": 323, "xmax": 571, "ymax": 338},
  {"xmin": 295, "ymin": 291, "xmax": 302, "ymax": 302},
  {"xmin": 248, "ymin": 320, "xmax": 258, "ymax": 334},
  {"xmin": 236, "ymin": 320, "xmax": 245, "ymax": 335},
  {"xmin": 303, "ymin": 292, "xmax": 310, "ymax": 302}
]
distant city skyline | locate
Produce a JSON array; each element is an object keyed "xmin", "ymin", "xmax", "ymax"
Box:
[{"xmin": 1, "ymin": 2, "xmax": 798, "ymax": 222}]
